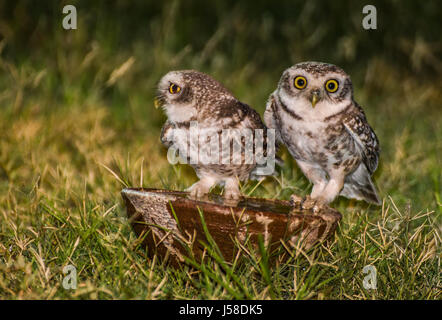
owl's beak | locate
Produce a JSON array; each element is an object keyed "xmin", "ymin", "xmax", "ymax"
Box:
[
  {"xmin": 310, "ymin": 90, "xmax": 321, "ymax": 108},
  {"xmin": 154, "ymin": 97, "xmax": 161, "ymax": 109}
]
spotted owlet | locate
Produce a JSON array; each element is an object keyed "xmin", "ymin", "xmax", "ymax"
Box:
[
  {"xmin": 156, "ymin": 70, "xmax": 274, "ymax": 199},
  {"xmin": 264, "ymin": 62, "xmax": 380, "ymax": 205}
]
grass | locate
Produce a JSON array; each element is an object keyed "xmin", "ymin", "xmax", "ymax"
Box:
[{"xmin": 0, "ymin": 1, "xmax": 440, "ymax": 299}]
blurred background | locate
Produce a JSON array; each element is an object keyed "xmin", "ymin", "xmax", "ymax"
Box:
[
  {"xmin": 0, "ymin": 0, "xmax": 440, "ymax": 206},
  {"xmin": 0, "ymin": 0, "xmax": 440, "ymax": 300}
]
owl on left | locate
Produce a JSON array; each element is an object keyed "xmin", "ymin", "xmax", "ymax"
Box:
[{"xmin": 156, "ymin": 70, "xmax": 271, "ymax": 199}]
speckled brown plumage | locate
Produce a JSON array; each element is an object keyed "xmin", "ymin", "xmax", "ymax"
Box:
[
  {"xmin": 157, "ymin": 70, "xmax": 274, "ymax": 199},
  {"xmin": 265, "ymin": 62, "xmax": 380, "ymax": 205}
]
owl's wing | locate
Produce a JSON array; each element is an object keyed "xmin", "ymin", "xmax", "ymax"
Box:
[
  {"xmin": 160, "ymin": 120, "xmax": 174, "ymax": 148},
  {"xmin": 263, "ymin": 93, "xmax": 283, "ymax": 144},
  {"xmin": 231, "ymin": 101, "xmax": 267, "ymax": 155},
  {"xmin": 343, "ymin": 105, "xmax": 380, "ymax": 174},
  {"xmin": 218, "ymin": 99, "xmax": 283, "ymax": 171},
  {"xmin": 236, "ymin": 99, "xmax": 284, "ymax": 168},
  {"xmin": 216, "ymin": 99, "xmax": 266, "ymax": 131}
]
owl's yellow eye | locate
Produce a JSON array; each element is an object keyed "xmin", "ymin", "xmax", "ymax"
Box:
[
  {"xmin": 294, "ymin": 76, "xmax": 307, "ymax": 89},
  {"xmin": 325, "ymin": 79, "xmax": 339, "ymax": 93},
  {"xmin": 169, "ymin": 83, "xmax": 181, "ymax": 94}
]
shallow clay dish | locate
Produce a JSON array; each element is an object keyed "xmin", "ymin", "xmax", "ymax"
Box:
[{"xmin": 121, "ymin": 188, "xmax": 341, "ymax": 265}]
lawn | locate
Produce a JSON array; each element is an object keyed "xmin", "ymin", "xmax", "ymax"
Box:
[{"xmin": 0, "ymin": 1, "xmax": 440, "ymax": 299}]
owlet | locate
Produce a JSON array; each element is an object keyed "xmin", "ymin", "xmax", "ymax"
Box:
[
  {"xmin": 156, "ymin": 70, "xmax": 274, "ymax": 200},
  {"xmin": 264, "ymin": 62, "xmax": 380, "ymax": 205}
]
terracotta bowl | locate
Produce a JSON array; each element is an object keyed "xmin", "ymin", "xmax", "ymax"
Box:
[{"xmin": 121, "ymin": 188, "xmax": 341, "ymax": 265}]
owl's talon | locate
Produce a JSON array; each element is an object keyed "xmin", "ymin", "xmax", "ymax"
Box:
[
  {"xmin": 223, "ymin": 185, "xmax": 242, "ymax": 200},
  {"xmin": 290, "ymin": 194, "xmax": 303, "ymax": 208},
  {"xmin": 300, "ymin": 195, "xmax": 315, "ymax": 210},
  {"xmin": 224, "ymin": 190, "xmax": 242, "ymax": 200},
  {"xmin": 300, "ymin": 195, "xmax": 326, "ymax": 213},
  {"xmin": 187, "ymin": 187, "xmax": 206, "ymax": 199},
  {"xmin": 222, "ymin": 178, "xmax": 242, "ymax": 200},
  {"xmin": 222, "ymin": 189, "xmax": 242, "ymax": 207},
  {"xmin": 186, "ymin": 180, "xmax": 213, "ymax": 199}
]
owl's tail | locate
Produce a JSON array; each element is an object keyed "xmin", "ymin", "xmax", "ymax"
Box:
[{"xmin": 340, "ymin": 165, "xmax": 381, "ymax": 205}]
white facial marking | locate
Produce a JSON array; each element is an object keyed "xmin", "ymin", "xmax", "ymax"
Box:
[
  {"xmin": 280, "ymin": 69, "xmax": 350, "ymax": 121},
  {"xmin": 158, "ymin": 71, "xmax": 197, "ymax": 123},
  {"xmin": 163, "ymin": 103, "xmax": 196, "ymax": 123}
]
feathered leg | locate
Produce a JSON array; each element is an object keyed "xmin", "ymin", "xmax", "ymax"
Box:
[
  {"xmin": 187, "ymin": 176, "xmax": 217, "ymax": 198},
  {"xmin": 296, "ymin": 160, "xmax": 328, "ymax": 198}
]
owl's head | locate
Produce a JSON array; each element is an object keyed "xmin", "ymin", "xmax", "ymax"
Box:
[
  {"xmin": 277, "ymin": 62, "xmax": 353, "ymax": 118},
  {"xmin": 156, "ymin": 70, "xmax": 232, "ymax": 123}
]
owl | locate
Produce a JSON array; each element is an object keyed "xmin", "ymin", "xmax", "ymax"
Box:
[
  {"xmin": 156, "ymin": 70, "xmax": 272, "ymax": 199},
  {"xmin": 264, "ymin": 62, "xmax": 380, "ymax": 205}
]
